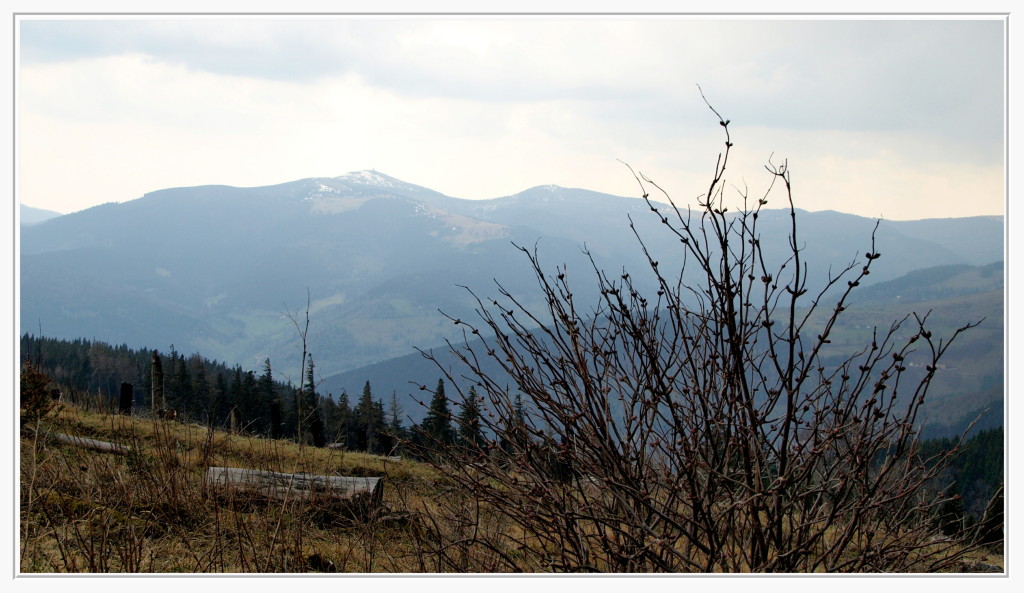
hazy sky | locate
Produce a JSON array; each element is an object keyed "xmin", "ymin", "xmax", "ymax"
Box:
[{"xmin": 17, "ymin": 15, "xmax": 1005, "ymax": 220}]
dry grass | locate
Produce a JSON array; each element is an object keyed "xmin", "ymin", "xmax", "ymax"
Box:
[
  {"xmin": 19, "ymin": 403, "xmax": 1002, "ymax": 574},
  {"xmin": 19, "ymin": 403, "xmax": 443, "ymax": 573}
]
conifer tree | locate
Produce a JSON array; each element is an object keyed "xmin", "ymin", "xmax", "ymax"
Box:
[
  {"xmin": 386, "ymin": 391, "xmax": 405, "ymax": 451},
  {"xmin": 303, "ymin": 357, "xmax": 326, "ymax": 447},
  {"xmin": 168, "ymin": 351, "xmax": 190, "ymax": 411},
  {"xmin": 260, "ymin": 358, "xmax": 284, "ymax": 439},
  {"xmin": 422, "ymin": 378, "xmax": 456, "ymax": 447},
  {"xmin": 354, "ymin": 381, "xmax": 375, "ymax": 451},
  {"xmin": 189, "ymin": 355, "xmax": 210, "ymax": 419},
  {"xmin": 335, "ymin": 391, "xmax": 353, "ymax": 448},
  {"xmin": 500, "ymin": 393, "xmax": 528, "ymax": 457},
  {"xmin": 373, "ymin": 399, "xmax": 389, "ymax": 454},
  {"xmin": 407, "ymin": 421, "xmax": 426, "ymax": 459},
  {"xmin": 319, "ymin": 395, "xmax": 338, "ymax": 444},
  {"xmin": 211, "ymin": 371, "xmax": 228, "ymax": 428},
  {"xmin": 458, "ymin": 386, "xmax": 484, "ymax": 450},
  {"xmin": 936, "ymin": 483, "xmax": 967, "ymax": 536},
  {"xmin": 352, "ymin": 381, "xmax": 386, "ymax": 453},
  {"xmin": 240, "ymin": 369, "xmax": 262, "ymax": 433}
]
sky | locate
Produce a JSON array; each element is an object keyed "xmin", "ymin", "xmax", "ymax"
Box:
[{"xmin": 16, "ymin": 15, "xmax": 1006, "ymax": 221}]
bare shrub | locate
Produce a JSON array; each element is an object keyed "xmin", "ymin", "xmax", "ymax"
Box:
[{"xmin": 416, "ymin": 102, "xmax": 987, "ymax": 572}]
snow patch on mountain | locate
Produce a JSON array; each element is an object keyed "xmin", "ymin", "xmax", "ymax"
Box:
[{"xmin": 337, "ymin": 170, "xmax": 407, "ymax": 190}]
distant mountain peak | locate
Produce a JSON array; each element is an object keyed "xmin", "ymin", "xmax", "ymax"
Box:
[
  {"xmin": 335, "ymin": 170, "xmax": 402, "ymax": 187},
  {"xmin": 20, "ymin": 204, "xmax": 64, "ymax": 226},
  {"xmin": 319, "ymin": 170, "xmax": 455, "ymax": 205}
]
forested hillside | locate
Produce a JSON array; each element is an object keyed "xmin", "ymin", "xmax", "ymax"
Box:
[{"xmin": 20, "ymin": 334, "xmax": 407, "ymax": 455}]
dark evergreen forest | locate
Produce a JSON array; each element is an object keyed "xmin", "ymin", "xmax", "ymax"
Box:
[{"xmin": 20, "ymin": 334, "xmax": 406, "ymax": 455}]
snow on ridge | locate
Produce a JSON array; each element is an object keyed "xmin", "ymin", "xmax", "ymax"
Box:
[
  {"xmin": 301, "ymin": 180, "xmax": 343, "ymax": 201},
  {"xmin": 339, "ymin": 170, "xmax": 400, "ymax": 189}
]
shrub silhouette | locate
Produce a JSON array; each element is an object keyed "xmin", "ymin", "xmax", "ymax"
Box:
[{"xmin": 415, "ymin": 99, "xmax": 989, "ymax": 572}]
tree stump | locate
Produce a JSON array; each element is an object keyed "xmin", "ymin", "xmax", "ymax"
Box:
[{"xmin": 118, "ymin": 382, "xmax": 133, "ymax": 416}]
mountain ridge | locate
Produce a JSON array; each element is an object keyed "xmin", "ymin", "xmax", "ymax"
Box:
[
  {"xmin": 20, "ymin": 171, "xmax": 1003, "ymax": 380},
  {"xmin": 321, "ymin": 261, "xmax": 1003, "ymax": 433},
  {"xmin": 19, "ymin": 204, "xmax": 63, "ymax": 226}
]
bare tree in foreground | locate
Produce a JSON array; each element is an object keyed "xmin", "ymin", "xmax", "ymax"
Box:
[{"xmin": 412, "ymin": 101, "xmax": 990, "ymax": 572}]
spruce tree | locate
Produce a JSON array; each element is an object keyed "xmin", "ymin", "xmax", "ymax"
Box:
[
  {"xmin": 168, "ymin": 352, "xmax": 190, "ymax": 411},
  {"xmin": 354, "ymin": 381, "xmax": 376, "ymax": 452},
  {"xmin": 189, "ymin": 355, "xmax": 210, "ymax": 419},
  {"xmin": 373, "ymin": 399, "xmax": 388, "ymax": 454},
  {"xmin": 458, "ymin": 386, "xmax": 484, "ymax": 450},
  {"xmin": 387, "ymin": 391, "xmax": 405, "ymax": 452},
  {"xmin": 936, "ymin": 483, "xmax": 967, "ymax": 536},
  {"xmin": 304, "ymin": 358, "xmax": 326, "ymax": 447},
  {"xmin": 259, "ymin": 358, "xmax": 283, "ymax": 438},
  {"xmin": 319, "ymin": 396, "xmax": 338, "ymax": 445},
  {"xmin": 240, "ymin": 370, "xmax": 262, "ymax": 434},
  {"xmin": 422, "ymin": 378, "xmax": 456, "ymax": 447},
  {"xmin": 500, "ymin": 393, "xmax": 528, "ymax": 457},
  {"xmin": 211, "ymin": 371, "xmax": 228, "ymax": 428},
  {"xmin": 335, "ymin": 391, "xmax": 353, "ymax": 448}
]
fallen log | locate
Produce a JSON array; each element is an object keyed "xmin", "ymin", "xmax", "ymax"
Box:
[
  {"xmin": 204, "ymin": 467, "xmax": 383, "ymax": 514},
  {"xmin": 52, "ymin": 433, "xmax": 131, "ymax": 455}
]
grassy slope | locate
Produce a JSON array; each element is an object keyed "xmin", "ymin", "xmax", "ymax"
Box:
[
  {"xmin": 20, "ymin": 403, "xmax": 1004, "ymax": 573},
  {"xmin": 20, "ymin": 404, "xmax": 443, "ymax": 573}
]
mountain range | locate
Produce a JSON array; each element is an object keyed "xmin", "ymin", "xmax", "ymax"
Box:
[
  {"xmin": 20, "ymin": 204, "xmax": 63, "ymax": 226},
  {"xmin": 19, "ymin": 171, "xmax": 1003, "ymax": 430}
]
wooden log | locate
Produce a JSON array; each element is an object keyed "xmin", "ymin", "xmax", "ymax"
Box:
[
  {"xmin": 53, "ymin": 433, "xmax": 131, "ymax": 455},
  {"xmin": 204, "ymin": 467, "xmax": 383, "ymax": 509}
]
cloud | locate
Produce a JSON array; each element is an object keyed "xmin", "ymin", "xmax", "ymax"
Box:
[{"xmin": 17, "ymin": 17, "xmax": 1005, "ymax": 219}]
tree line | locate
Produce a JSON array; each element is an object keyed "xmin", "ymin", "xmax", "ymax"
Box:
[
  {"xmin": 20, "ymin": 333, "xmax": 494, "ymax": 459},
  {"xmin": 21, "ymin": 335, "xmax": 393, "ymax": 454}
]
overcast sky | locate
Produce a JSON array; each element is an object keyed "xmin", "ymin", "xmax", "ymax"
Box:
[{"xmin": 17, "ymin": 15, "xmax": 1005, "ymax": 220}]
